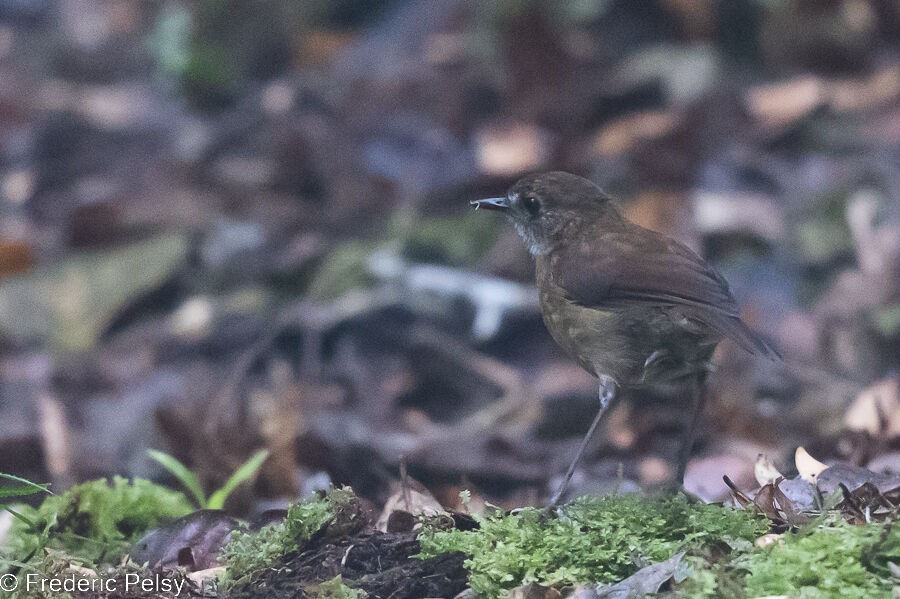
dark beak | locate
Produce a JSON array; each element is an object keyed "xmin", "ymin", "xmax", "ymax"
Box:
[{"xmin": 470, "ymin": 197, "xmax": 509, "ymax": 211}]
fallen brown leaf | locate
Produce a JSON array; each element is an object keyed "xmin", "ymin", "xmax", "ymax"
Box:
[
  {"xmin": 376, "ymin": 486, "xmax": 445, "ymax": 532},
  {"xmin": 795, "ymin": 447, "xmax": 828, "ymax": 483},
  {"xmin": 844, "ymin": 376, "xmax": 899, "ymax": 437}
]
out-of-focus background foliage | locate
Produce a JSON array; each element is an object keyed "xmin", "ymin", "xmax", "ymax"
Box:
[{"xmin": 0, "ymin": 0, "xmax": 899, "ymax": 510}]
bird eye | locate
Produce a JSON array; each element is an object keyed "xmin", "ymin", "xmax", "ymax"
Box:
[{"xmin": 523, "ymin": 195, "xmax": 541, "ymax": 216}]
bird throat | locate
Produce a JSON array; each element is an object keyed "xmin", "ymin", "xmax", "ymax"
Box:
[{"xmin": 514, "ymin": 221, "xmax": 551, "ymax": 255}]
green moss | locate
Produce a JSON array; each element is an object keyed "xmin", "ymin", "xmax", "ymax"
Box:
[
  {"xmin": 222, "ymin": 487, "xmax": 358, "ymax": 587},
  {"xmin": 417, "ymin": 494, "xmax": 768, "ymax": 599},
  {"xmin": 418, "ymin": 494, "xmax": 898, "ymax": 599},
  {"xmin": 738, "ymin": 516, "xmax": 896, "ymax": 599},
  {"xmin": 1, "ymin": 476, "xmax": 193, "ymax": 568},
  {"xmin": 670, "ymin": 540, "xmax": 757, "ymax": 599},
  {"xmin": 307, "ymin": 575, "xmax": 367, "ymax": 599}
]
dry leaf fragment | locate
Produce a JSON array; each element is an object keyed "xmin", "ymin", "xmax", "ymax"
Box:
[
  {"xmin": 572, "ymin": 552, "xmax": 684, "ymax": 599},
  {"xmin": 66, "ymin": 565, "xmax": 98, "ymax": 577},
  {"xmin": 755, "ymin": 533, "xmax": 785, "ymax": 548},
  {"xmin": 593, "ymin": 111, "xmax": 679, "ymax": 157},
  {"xmin": 776, "ymin": 477, "xmax": 818, "ymax": 512},
  {"xmin": 187, "ymin": 566, "xmax": 226, "ymax": 584},
  {"xmin": 835, "ymin": 481, "xmax": 898, "ymax": 523},
  {"xmin": 746, "ymin": 76, "xmax": 825, "ymax": 129},
  {"xmin": 753, "ymin": 483, "xmax": 784, "ymax": 526},
  {"xmin": 795, "ymin": 447, "xmax": 828, "ymax": 483},
  {"xmin": 817, "ymin": 463, "xmax": 900, "ymax": 495},
  {"xmin": 474, "ymin": 122, "xmax": 550, "ymax": 176},
  {"xmin": 38, "ymin": 393, "xmax": 71, "ymax": 479},
  {"xmin": 509, "ymin": 583, "xmax": 561, "ymax": 599},
  {"xmin": 755, "ymin": 454, "xmax": 784, "ymax": 487},
  {"xmin": 375, "ymin": 487, "xmax": 445, "ymax": 532},
  {"xmin": 723, "ymin": 475, "xmax": 753, "ymax": 508},
  {"xmin": 844, "ymin": 376, "xmax": 899, "ymax": 437},
  {"xmin": 130, "ymin": 510, "xmax": 243, "ymax": 571},
  {"xmin": 772, "ymin": 479, "xmax": 806, "ymax": 526}
]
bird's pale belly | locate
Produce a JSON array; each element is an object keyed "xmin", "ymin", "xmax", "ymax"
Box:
[
  {"xmin": 538, "ymin": 281, "xmax": 716, "ymax": 386},
  {"xmin": 539, "ymin": 285, "xmax": 631, "ymax": 381}
]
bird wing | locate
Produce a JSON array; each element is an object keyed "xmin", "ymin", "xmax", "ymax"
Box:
[{"xmin": 553, "ymin": 229, "xmax": 780, "ymax": 359}]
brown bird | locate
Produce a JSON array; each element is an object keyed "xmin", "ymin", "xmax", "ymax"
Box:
[{"xmin": 471, "ymin": 171, "xmax": 779, "ymax": 505}]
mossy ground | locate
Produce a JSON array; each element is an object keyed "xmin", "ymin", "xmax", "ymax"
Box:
[
  {"xmin": 222, "ymin": 487, "xmax": 466, "ymax": 599},
  {"xmin": 1, "ymin": 476, "xmax": 194, "ymax": 599},
  {"xmin": 736, "ymin": 516, "xmax": 898, "ymax": 599},
  {"xmin": 222, "ymin": 486, "xmax": 362, "ymax": 587},
  {"xmin": 2, "ymin": 476, "xmax": 193, "ymax": 566},
  {"xmin": 417, "ymin": 494, "xmax": 899, "ymax": 599},
  {"xmin": 3, "ymin": 481, "xmax": 897, "ymax": 598}
]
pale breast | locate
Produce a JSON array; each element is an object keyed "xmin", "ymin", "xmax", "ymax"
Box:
[{"xmin": 536, "ymin": 256, "xmax": 629, "ymax": 379}]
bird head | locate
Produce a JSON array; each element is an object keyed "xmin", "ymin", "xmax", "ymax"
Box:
[{"xmin": 470, "ymin": 171, "xmax": 622, "ymax": 255}]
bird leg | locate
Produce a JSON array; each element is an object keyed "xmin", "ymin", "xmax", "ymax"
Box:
[
  {"xmin": 549, "ymin": 375, "xmax": 617, "ymax": 506},
  {"xmin": 673, "ymin": 372, "xmax": 707, "ymax": 487}
]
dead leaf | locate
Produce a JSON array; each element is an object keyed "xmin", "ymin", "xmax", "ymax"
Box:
[
  {"xmin": 753, "ymin": 483, "xmax": 784, "ymax": 526},
  {"xmin": 835, "ymin": 481, "xmax": 899, "ymax": 523},
  {"xmin": 828, "ymin": 65, "xmax": 900, "ymax": 112},
  {"xmin": 38, "ymin": 394, "xmax": 70, "ymax": 479},
  {"xmin": 755, "ymin": 533, "xmax": 784, "ymax": 548},
  {"xmin": 755, "ymin": 454, "xmax": 784, "ymax": 487},
  {"xmin": 818, "ymin": 463, "xmax": 900, "ymax": 496},
  {"xmin": 748, "ymin": 68, "xmax": 900, "ymax": 131},
  {"xmin": 746, "ymin": 76, "xmax": 825, "ymax": 129},
  {"xmin": 572, "ymin": 552, "xmax": 684, "ymax": 599},
  {"xmin": 474, "ymin": 122, "xmax": 550, "ymax": 176},
  {"xmin": 775, "ymin": 477, "xmax": 818, "ymax": 512},
  {"xmin": 130, "ymin": 510, "xmax": 243, "ymax": 571},
  {"xmin": 772, "ymin": 478, "xmax": 807, "ymax": 526},
  {"xmin": 593, "ymin": 111, "xmax": 679, "ymax": 157},
  {"xmin": 693, "ymin": 191, "xmax": 784, "ymax": 241},
  {"xmin": 844, "ymin": 376, "xmax": 899, "ymax": 437},
  {"xmin": 795, "ymin": 447, "xmax": 828, "ymax": 483},
  {"xmin": 723, "ymin": 475, "xmax": 754, "ymax": 508},
  {"xmin": 509, "ymin": 583, "xmax": 561, "ymax": 599},
  {"xmin": 187, "ymin": 566, "xmax": 226, "ymax": 584},
  {"xmin": 376, "ymin": 486, "xmax": 445, "ymax": 532}
]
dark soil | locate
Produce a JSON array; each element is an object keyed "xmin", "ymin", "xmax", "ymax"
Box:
[{"xmin": 228, "ymin": 530, "xmax": 467, "ymax": 599}]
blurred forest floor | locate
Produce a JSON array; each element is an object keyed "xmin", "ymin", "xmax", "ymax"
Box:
[{"xmin": 0, "ymin": 0, "xmax": 899, "ymax": 517}]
